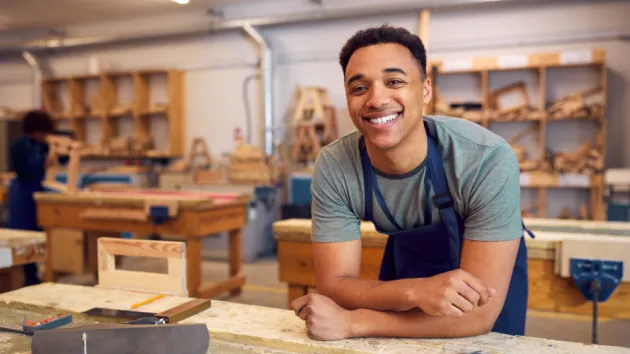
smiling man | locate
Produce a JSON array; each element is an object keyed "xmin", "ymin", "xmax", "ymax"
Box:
[{"xmin": 290, "ymin": 25, "xmax": 532, "ymax": 341}]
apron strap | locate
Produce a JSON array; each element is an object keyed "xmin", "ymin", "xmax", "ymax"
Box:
[
  {"xmin": 360, "ymin": 137, "xmax": 404, "ymax": 230},
  {"xmin": 423, "ymin": 173, "xmax": 433, "ymax": 224},
  {"xmin": 360, "ymin": 137, "xmax": 375, "ymax": 222},
  {"xmin": 426, "ymin": 131, "xmax": 463, "ymax": 267}
]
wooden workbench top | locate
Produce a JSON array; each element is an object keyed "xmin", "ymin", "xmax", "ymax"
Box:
[
  {"xmin": 33, "ymin": 189, "xmax": 250, "ymax": 209},
  {"xmin": 272, "ymin": 218, "xmax": 630, "ymax": 261},
  {"xmin": 523, "ymin": 217, "xmax": 630, "ymax": 236},
  {"xmin": 0, "ymin": 229, "xmax": 45, "ymax": 269},
  {"xmin": 0, "ymin": 283, "xmax": 627, "ymax": 354}
]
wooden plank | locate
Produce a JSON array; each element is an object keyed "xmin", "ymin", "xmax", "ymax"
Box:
[
  {"xmin": 98, "ymin": 238, "xmax": 184, "ymax": 259},
  {"xmin": 154, "ymin": 298, "xmax": 212, "ymax": 323},
  {"xmin": 80, "ymin": 208, "xmax": 148, "ymax": 222},
  {"xmin": 1, "ymin": 283, "xmax": 628, "ymax": 353}
]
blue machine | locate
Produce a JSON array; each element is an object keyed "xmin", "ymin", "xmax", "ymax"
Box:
[{"xmin": 570, "ymin": 258, "xmax": 624, "ymax": 344}]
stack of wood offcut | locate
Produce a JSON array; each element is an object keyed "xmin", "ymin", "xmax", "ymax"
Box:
[
  {"xmin": 101, "ymin": 136, "xmax": 155, "ymax": 156},
  {"xmin": 167, "ymin": 137, "xmax": 224, "ymax": 184},
  {"xmin": 509, "ymin": 126, "xmax": 540, "ymax": 172},
  {"xmin": 228, "ymin": 138, "xmax": 280, "ymax": 185},
  {"xmin": 487, "ymin": 82, "xmax": 546, "ymax": 122},
  {"xmin": 558, "ymin": 204, "xmax": 589, "ymax": 220},
  {"xmin": 551, "ymin": 142, "xmax": 604, "ymax": 174},
  {"xmin": 548, "ymin": 86, "xmax": 603, "ymax": 120},
  {"xmin": 434, "ymin": 93, "xmax": 485, "ymax": 122}
]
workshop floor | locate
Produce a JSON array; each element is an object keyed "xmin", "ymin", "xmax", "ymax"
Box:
[{"xmin": 57, "ymin": 254, "xmax": 630, "ymax": 349}]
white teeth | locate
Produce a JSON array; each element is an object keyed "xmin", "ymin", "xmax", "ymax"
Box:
[{"xmin": 368, "ymin": 113, "xmax": 399, "ymax": 125}]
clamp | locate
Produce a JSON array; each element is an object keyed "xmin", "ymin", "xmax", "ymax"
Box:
[{"xmin": 570, "ymin": 258, "xmax": 623, "ymax": 344}]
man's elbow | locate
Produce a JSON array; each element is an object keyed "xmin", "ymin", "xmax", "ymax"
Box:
[{"xmin": 469, "ymin": 306, "xmax": 501, "ymax": 336}]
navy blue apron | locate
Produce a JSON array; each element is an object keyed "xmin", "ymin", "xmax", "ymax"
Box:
[
  {"xmin": 360, "ymin": 118, "xmax": 534, "ymax": 336},
  {"xmin": 6, "ymin": 137, "xmax": 46, "ymax": 286}
]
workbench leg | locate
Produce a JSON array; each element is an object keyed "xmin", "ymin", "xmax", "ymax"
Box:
[
  {"xmin": 287, "ymin": 285, "xmax": 309, "ymax": 309},
  {"xmin": 0, "ymin": 266, "xmax": 23, "ymax": 293},
  {"xmin": 187, "ymin": 239, "xmax": 202, "ymax": 298},
  {"xmin": 44, "ymin": 230, "xmax": 56, "ymax": 282},
  {"xmin": 228, "ymin": 228, "xmax": 243, "ymax": 297}
]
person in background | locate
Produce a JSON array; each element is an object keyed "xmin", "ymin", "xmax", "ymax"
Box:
[{"xmin": 6, "ymin": 110, "xmax": 56, "ymax": 286}]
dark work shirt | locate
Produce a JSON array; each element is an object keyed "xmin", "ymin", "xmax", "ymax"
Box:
[{"xmin": 10, "ymin": 136, "xmax": 49, "ymax": 184}]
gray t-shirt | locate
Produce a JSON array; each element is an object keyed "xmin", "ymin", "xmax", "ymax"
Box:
[{"xmin": 310, "ymin": 115, "xmax": 523, "ymax": 243}]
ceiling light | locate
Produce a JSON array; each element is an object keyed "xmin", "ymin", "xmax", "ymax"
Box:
[{"xmin": 171, "ymin": 0, "xmax": 189, "ymax": 4}]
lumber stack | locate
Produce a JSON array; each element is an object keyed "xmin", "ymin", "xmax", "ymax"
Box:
[
  {"xmin": 551, "ymin": 142, "xmax": 604, "ymax": 174},
  {"xmin": 487, "ymin": 82, "xmax": 546, "ymax": 122},
  {"xmin": 548, "ymin": 86, "xmax": 603, "ymax": 120},
  {"xmin": 227, "ymin": 138, "xmax": 280, "ymax": 185}
]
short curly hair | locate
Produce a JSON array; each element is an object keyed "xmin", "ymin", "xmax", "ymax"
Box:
[
  {"xmin": 339, "ymin": 25, "xmax": 427, "ymax": 79},
  {"xmin": 22, "ymin": 110, "xmax": 54, "ymax": 134}
]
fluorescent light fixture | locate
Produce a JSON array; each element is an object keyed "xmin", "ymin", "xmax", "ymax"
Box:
[{"xmin": 171, "ymin": 0, "xmax": 189, "ymax": 4}]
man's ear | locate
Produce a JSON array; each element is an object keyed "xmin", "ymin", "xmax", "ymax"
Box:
[{"xmin": 423, "ymin": 78, "xmax": 433, "ymax": 104}]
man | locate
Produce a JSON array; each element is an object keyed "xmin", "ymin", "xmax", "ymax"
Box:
[
  {"xmin": 6, "ymin": 110, "xmax": 56, "ymax": 286},
  {"xmin": 290, "ymin": 25, "xmax": 532, "ymax": 341}
]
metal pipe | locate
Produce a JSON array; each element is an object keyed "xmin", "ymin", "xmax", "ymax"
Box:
[
  {"xmin": 242, "ymin": 23, "xmax": 274, "ymax": 156},
  {"xmin": 21, "ymin": 51, "xmax": 42, "ymax": 108},
  {"xmin": 0, "ymin": 0, "xmax": 583, "ymax": 54}
]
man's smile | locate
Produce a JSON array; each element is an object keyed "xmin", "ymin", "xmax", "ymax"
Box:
[{"xmin": 362, "ymin": 111, "xmax": 402, "ymax": 127}]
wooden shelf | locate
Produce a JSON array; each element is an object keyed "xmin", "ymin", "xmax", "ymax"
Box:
[
  {"xmin": 40, "ymin": 69, "xmax": 185, "ymax": 158},
  {"xmin": 429, "ymin": 50, "xmax": 605, "ymax": 74},
  {"xmin": 520, "ymin": 172, "xmax": 602, "ymax": 188},
  {"xmin": 429, "ymin": 49, "xmax": 607, "ymax": 220}
]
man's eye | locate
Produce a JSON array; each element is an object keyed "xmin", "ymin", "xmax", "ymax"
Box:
[
  {"xmin": 352, "ymin": 86, "xmax": 367, "ymax": 93},
  {"xmin": 389, "ymin": 79, "xmax": 404, "ymax": 85}
]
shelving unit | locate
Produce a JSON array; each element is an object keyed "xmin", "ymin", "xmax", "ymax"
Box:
[
  {"xmin": 427, "ymin": 50, "xmax": 607, "ymax": 220},
  {"xmin": 40, "ymin": 69, "xmax": 185, "ymax": 159}
]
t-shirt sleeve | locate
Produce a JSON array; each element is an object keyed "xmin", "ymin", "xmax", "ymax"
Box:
[
  {"xmin": 310, "ymin": 149, "xmax": 361, "ymax": 243},
  {"xmin": 463, "ymin": 142, "xmax": 523, "ymax": 242}
]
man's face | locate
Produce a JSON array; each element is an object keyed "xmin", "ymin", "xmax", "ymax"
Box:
[
  {"xmin": 30, "ymin": 132, "xmax": 49, "ymax": 143},
  {"xmin": 344, "ymin": 43, "xmax": 430, "ymax": 150}
]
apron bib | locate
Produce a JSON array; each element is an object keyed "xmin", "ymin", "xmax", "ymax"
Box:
[{"xmin": 360, "ymin": 117, "xmax": 534, "ymax": 336}]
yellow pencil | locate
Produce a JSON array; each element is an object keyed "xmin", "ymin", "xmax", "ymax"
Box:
[{"xmin": 128, "ymin": 293, "xmax": 164, "ymax": 310}]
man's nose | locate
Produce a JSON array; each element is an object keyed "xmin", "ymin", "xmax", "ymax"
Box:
[{"xmin": 365, "ymin": 84, "xmax": 391, "ymax": 108}]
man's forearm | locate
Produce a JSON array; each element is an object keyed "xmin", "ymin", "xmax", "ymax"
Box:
[
  {"xmin": 348, "ymin": 306, "xmax": 494, "ymax": 339},
  {"xmin": 318, "ymin": 277, "xmax": 419, "ymax": 312}
]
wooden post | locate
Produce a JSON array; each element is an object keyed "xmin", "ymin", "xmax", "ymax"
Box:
[{"xmin": 229, "ymin": 228, "xmax": 243, "ymax": 297}]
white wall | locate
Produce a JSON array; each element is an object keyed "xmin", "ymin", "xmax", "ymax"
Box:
[{"xmin": 0, "ymin": 0, "xmax": 628, "ymax": 217}]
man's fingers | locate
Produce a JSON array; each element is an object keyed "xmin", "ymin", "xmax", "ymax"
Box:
[
  {"xmin": 450, "ymin": 292, "xmax": 474, "ymax": 313},
  {"xmin": 460, "ymin": 273, "xmax": 490, "ymax": 306},
  {"xmin": 290, "ymin": 295, "xmax": 310, "ymax": 316},
  {"xmin": 298, "ymin": 305, "xmax": 312, "ymax": 320},
  {"xmin": 456, "ymin": 282, "xmax": 481, "ymax": 308},
  {"xmin": 445, "ymin": 304, "xmax": 464, "ymax": 318}
]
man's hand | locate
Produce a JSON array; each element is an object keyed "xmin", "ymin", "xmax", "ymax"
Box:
[
  {"xmin": 410, "ymin": 269, "xmax": 496, "ymax": 317},
  {"xmin": 291, "ymin": 293, "xmax": 354, "ymax": 341}
]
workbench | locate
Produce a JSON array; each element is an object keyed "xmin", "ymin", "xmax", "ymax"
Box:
[
  {"xmin": 274, "ymin": 218, "xmax": 630, "ymax": 319},
  {"xmin": 0, "ymin": 229, "xmax": 45, "ymax": 293},
  {"xmin": 0, "ymin": 283, "xmax": 628, "ymax": 353},
  {"xmin": 34, "ymin": 188, "xmax": 250, "ymax": 298}
]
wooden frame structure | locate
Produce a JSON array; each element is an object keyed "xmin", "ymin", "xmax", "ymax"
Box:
[
  {"xmin": 427, "ymin": 50, "xmax": 607, "ymax": 220},
  {"xmin": 97, "ymin": 237, "xmax": 187, "ymax": 297},
  {"xmin": 41, "ymin": 69, "xmax": 185, "ymax": 158}
]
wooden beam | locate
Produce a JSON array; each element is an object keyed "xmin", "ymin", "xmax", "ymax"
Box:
[{"xmin": 418, "ymin": 10, "xmax": 430, "ymax": 50}]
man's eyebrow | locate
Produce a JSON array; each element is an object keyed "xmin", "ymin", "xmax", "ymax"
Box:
[
  {"xmin": 384, "ymin": 67, "xmax": 407, "ymax": 75},
  {"xmin": 346, "ymin": 73, "xmax": 363, "ymax": 86}
]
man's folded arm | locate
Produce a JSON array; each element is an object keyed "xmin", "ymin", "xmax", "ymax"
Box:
[{"xmin": 347, "ymin": 237, "xmax": 520, "ymax": 338}]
